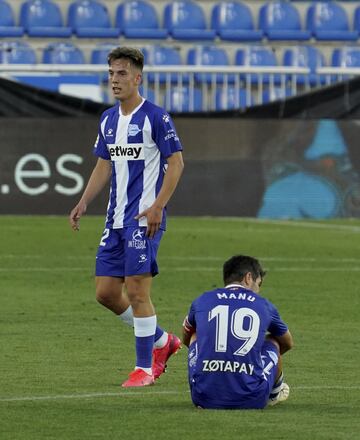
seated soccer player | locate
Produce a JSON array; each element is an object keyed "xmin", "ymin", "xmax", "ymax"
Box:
[{"xmin": 182, "ymin": 255, "xmax": 294, "ymax": 409}]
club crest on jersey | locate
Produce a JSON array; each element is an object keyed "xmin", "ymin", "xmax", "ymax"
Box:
[
  {"xmin": 128, "ymin": 124, "xmax": 141, "ymax": 137},
  {"xmin": 107, "ymin": 144, "xmax": 144, "ymax": 161}
]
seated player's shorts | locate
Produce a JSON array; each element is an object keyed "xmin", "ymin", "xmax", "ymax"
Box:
[
  {"xmin": 188, "ymin": 339, "xmax": 280, "ymax": 409},
  {"xmin": 95, "ymin": 226, "xmax": 163, "ymax": 277}
]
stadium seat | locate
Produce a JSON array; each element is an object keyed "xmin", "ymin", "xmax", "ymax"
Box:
[
  {"xmin": 146, "ymin": 45, "xmax": 183, "ymax": 83},
  {"xmin": 306, "ymin": 2, "xmax": 358, "ymax": 41},
  {"xmin": 187, "ymin": 46, "xmax": 233, "ymax": 84},
  {"xmin": 259, "ymin": 1, "xmax": 311, "ymax": 41},
  {"xmin": 211, "ymin": 1, "xmax": 263, "ymax": 42},
  {"xmin": 20, "ymin": 0, "xmax": 72, "ymax": 37},
  {"xmin": 67, "ymin": 0, "xmax": 120, "ymax": 38},
  {"xmin": 235, "ymin": 46, "xmax": 280, "ymax": 84},
  {"xmin": 0, "ymin": 41, "xmax": 36, "ymax": 63},
  {"xmin": 353, "ymin": 6, "xmax": 360, "ymax": 35},
  {"xmin": 332, "ymin": 46, "xmax": 360, "ymax": 67},
  {"xmin": 139, "ymin": 86, "xmax": 156, "ymax": 104},
  {"xmin": 215, "ymin": 86, "xmax": 253, "ymax": 110},
  {"xmin": 0, "ymin": 0, "xmax": 24, "ymax": 37},
  {"xmin": 261, "ymin": 86, "xmax": 292, "ymax": 104},
  {"xmin": 164, "ymin": 0, "xmax": 216, "ymax": 40},
  {"xmin": 332, "ymin": 46, "xmax": 360, "ymax": 81},
  {"xmin": 116, "ymin": 1, "xmax": 167, "ymax": 39},
  {"xmin": 283, "ymin": 45, "xmax": 326, "ymax": 85},
  {"xmin": 90, "ymin": 43, "xmax": 117, "ymax": 65},
  {"xmin": 42, "ymin": 42, "xmax": 85, "ymax": 64},
  {"xmin": 164, "ymin": 85, "xmax": 203, "ymax": 112}
]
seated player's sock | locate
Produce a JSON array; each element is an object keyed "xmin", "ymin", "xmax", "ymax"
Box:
[
  {"xmin": 119, "ymin": 307, "xmax": 167, "ymax": 348},
  {"xmin": 269, "ymin": 371, "xmax": 284, "ymax": 400},
  {"xmin": 134, "ymin": 315, "xmax": 156, "ymax": 374}
]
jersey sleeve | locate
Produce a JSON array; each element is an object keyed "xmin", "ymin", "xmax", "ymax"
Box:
[
  {"xmin": 93, "ymin": 116, "xmax": 110, "ymax": 160},
  {"xmin": 152, "ymin": 111, "xmax": 183, "ymax": 158},
  {"xmin": 267, "ymin": 300, "xmax": 288, "ymax": 337},
  {"xmin": 183, "ymin": 302, "xmax": 196, "ymax": 336}
]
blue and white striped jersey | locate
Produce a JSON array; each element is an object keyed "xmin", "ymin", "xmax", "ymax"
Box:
[{"xmin": 93, "ymin": 99, "xmax": 182, "ymax": 230}]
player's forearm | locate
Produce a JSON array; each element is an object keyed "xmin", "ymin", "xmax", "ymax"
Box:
[
  {"xmin": 275, "ymin": 330, "xmax": 294, "ymax": 355},
  {"xmin": 153, "ymin": 153, "xmax": 184, "ymax": 209},
  {"xmin": 79, "ymin": 159, "xmax": 111, "ymax": 206}
]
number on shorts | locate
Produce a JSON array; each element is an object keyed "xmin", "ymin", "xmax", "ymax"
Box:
[
  {"xmin": 99, "ymin": 228, "xmax": 110, "ymax": 246},
  {"xmin": 208, "ymin": 305, "xmax": 260, "ymax": 356}
]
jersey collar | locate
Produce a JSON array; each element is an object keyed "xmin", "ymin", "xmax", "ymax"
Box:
[{"xmin": 118, "ymin": 97, "xmax": 145, "ymax": 116}]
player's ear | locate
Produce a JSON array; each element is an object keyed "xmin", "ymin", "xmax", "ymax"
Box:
[
  {"xmin": 135, "ymin": 72, "xmax": 142, "ymax": 85},
  {"xmin": 243, "ymin": 272, "xmax": 253, "ymax": 287}
]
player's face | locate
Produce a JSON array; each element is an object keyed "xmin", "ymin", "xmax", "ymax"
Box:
[
  {"xmin": 251, "ymin": 276, "xmax": 262, "ymax": 293},
  {"xmin": 109, "ymin": 58, "xmax": 141, "ymax": 102}
]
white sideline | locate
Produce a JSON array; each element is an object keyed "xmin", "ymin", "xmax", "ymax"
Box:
[
  {"xmin": 1, "ymin": 267, "xmax": 360, "ymax": 272},
  {"xmin": 1, "ymin": 385, "xmax": 359, "ymax": 403},
  {"xmin": 2, "ymin": 255, "xmax": 360, "ymax": 263}
]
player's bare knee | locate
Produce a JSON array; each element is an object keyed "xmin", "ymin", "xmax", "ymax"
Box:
[{"xmin": 126, "ymin": 290, "xmax": 149, "ymax": 310}]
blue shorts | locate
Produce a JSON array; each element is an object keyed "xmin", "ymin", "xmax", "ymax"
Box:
[
  {"xmin": 95, "ymin": 227, "xmax": 163, "ymax": 278},
  {"xmin": 188, "ymin": 340, "xmax": 280, "ymax": 409}
]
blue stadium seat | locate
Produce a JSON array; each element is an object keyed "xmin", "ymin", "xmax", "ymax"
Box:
[
  {"xmin": 211, "ymin": 1, "xmax": 263, "ymax": 42},
  {"xmin": 187, "ymin": 46, "xmax": 232, "ymax": 84},
  {"xmin": 20, "ymin": 0, "xmax": 72, "ymax": 37},
  {"xmin": 43, "ymin": 42, "xmax": 85, "ymax": 64},
  {"xmin": 146, "ymin": 45, "xmax": 183, "ymax": 83},
  {"xmin": 259, "ymin": 1, "xmax": 311, "ymax": 41},
  {"xmin": 332, "ymin": 46, "xmax": 360, "ymax": 67},
  {"xmin": 283, "ymin": 45, "xmax": 326, "ymax": 85},
  {"xmin": 0, "ymin": 0, "xmax": 24, "ymax": 37},
  {"xmin": 67, "ymin": 0, "xmax": 120, "ymax": 38},
  {"xmin": 235, "ymin": 46, "xmax": 280, "ymax": 84},
  {"xmin": 164, "ymin": 85, "xmax": 203, "ymax": 112},
  {"xmin": 164, "ymin": 0, "xmax": 216, "ymax": 41},
  {"xmin": 215, "ymin": 86, "xmax": 253, "ymax": 110},
  {"xmin": 261, "ymin": 86, "xmax": 292, "ymax": 104},
  {"xmin": 306, "ymin": 2, "xmax": 358, "ymax": 41},
  {"xmin": 116, "ymin": 1, "xmax": 167, "ymax": 39},
  {"xmin": 0, "ymin": 41, "xmax": 36, "ymax": 63},
  {"xmin": 353, "ymin": 6, "xmax": 360, "ymax": 36},
  {"xmin": 138, "ymin": 86, "xmax": 158, "ymax": 105}
]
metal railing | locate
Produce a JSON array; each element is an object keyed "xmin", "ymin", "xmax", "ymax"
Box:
[{"xmin": 1, "ymin": 64, "xmax": 359, "ymax": 111}]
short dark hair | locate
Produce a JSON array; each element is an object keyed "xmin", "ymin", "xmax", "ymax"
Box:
[
  {"xmin": 107, "ymin": 47, "xmax": 144, "ymax": 71},
  {"xmin": 223, "ymin": 255, "xmax": 266, "ymax": 285}
]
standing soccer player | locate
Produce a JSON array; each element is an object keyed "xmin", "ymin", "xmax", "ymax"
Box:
[
  {"xmin": 183, "ymin": 255, "xmax": 294, "ymax": 409},
  {"xmin": 69, "ymin": 47, "xmax": 184, "ymax": 387}
]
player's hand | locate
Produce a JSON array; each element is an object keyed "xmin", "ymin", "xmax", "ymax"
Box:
[
  {"xmin": 135, "ymin": 205, "xmax": 163, "ymax": 238},
  {"xmin": 69, "ymin": 202, "xmax": 87, "ymax": 231}
]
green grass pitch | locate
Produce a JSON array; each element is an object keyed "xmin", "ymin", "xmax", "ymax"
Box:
[{"xmin": 0, "ymin": 216, "xmax": 359, "ymax": 440}]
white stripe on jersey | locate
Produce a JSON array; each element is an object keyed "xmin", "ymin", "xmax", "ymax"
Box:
[
  {"xmin": 100, "ymin": 115, "xmax": 109, "ymax": 138},
  {"xmin": 138, "ymin": 116, "xmax": 161, "ymax": 228},
  {"xmin": 112, "ymin": 114, "xmax": 131, "ymax": 228}
]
